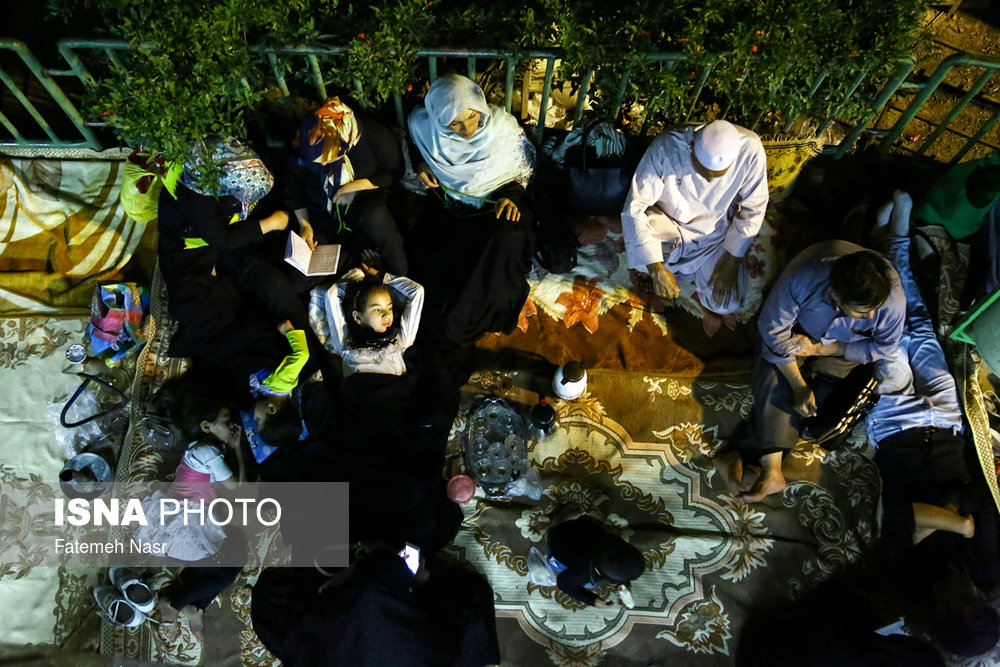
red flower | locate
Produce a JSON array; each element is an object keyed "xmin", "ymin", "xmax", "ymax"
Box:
[
  {"xmin": 517, "ymin": 298, "xmax": 537, "ymax": 333},
  {"xmin": 751, "ymin": 45, "xmax": 758, "ymax": 53},
  {"xmin": 555, "ymin": 276, "xmax": 605, "ymax": 334}
]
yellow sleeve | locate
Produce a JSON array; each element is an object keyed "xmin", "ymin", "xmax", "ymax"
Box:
[{"xmin": 262, "ymin": 329, "xmax": 310, "ymax": 394}]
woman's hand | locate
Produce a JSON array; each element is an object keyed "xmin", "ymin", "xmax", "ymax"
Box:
[
  {"xmin": 260, "ymin": 210, "xmax": 290, "ymax": 235},
  {"xmin": 298, "ymin": 220, "xmax": 318, "ymax": 250},
  {"xmin": 416, "ymin": 163, "xmax": 439, "ymax": 189},
  {"xmin": 495, "ymin": 198, "xmax": 521, "ymax": 222}
]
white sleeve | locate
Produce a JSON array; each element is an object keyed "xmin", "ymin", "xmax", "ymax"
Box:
[
  {"xmin": 308, "ymin": 286, "xmax": 331, "ymax": 347},
  {"xmin": 621, "ymin": 136, "xmax": 671, "ymax": 269},
  {"xmin": 384, "ymin": 273, "xmax": 424, "ymax": 348},
  {"xmin": 184, "ymin": 444, "xmax": 232, "ymax": 482},
  {"xmin": 722, "ymin": 135, "xmax": 769, "ymax": 258},
  {"xmin": 322, "ymin": 283, "xmax": 350, "ymax": 356}
]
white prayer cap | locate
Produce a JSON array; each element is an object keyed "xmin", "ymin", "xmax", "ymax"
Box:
[{"xmin": 694, "ymin": 120, "xmax": 740, "ymax": 172}]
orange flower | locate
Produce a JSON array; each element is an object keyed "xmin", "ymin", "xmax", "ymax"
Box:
[
  {"xmin": 517, "ymin": 298, "xmax": 537, "ymax": 333},
  {"xmin": 751, "ymin": 45, "xmax": 758, "ymax": 52},
  {"xmin": 555, "ymin": 277, "xmax": 605, "ymax": 334}
]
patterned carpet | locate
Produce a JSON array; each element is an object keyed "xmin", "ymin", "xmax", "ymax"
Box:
[{"xmin": 448, "ymin": 369, "xmax": 880, "ymax": 665}]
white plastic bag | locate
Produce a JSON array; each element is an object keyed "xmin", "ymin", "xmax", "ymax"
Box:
[
  {"xmin": 505, "ymin": 466, "xmax": 543, "ymax": 500},
  {"xmin": 527, "ymin": 546, "xmax": 557, "ymax": 586}
]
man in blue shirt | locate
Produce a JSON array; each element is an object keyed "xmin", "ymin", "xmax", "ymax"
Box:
[
  {"xmin": 866, "ymin": 190, "xmax": 973, "ymax": 552},
  {"xmin": 718, "ymin": 239, "xmax": 905, "ymax": 502}
]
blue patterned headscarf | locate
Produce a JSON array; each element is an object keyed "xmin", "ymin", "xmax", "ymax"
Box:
[{"xmin": 182, "ymin": 138, "xmax": 273, "ymax": 218}]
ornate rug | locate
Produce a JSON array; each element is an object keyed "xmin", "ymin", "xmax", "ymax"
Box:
[
  {"xmin": 0, "ymin": 315, "xmax": 103, "ymax": 659},
  {"xmin": 476, "ymin": 207, "xmax": 785, "ymax": 374},
  {"xmin": 447, "ymin": 369, "xmax": 880, "ymax": 666}
]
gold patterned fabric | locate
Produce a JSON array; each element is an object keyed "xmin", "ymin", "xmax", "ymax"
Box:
[
  {"xmin": 0, "ymin": 159, "xmax": 154, "ymax": 315},
  {"xmin": 761, "ymin": 137, "xmax": 824, "ymax": 203}
]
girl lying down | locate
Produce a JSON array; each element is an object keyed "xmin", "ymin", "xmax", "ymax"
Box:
[{"xmin": 309, "ymin": 251, "xmax": 424, "ymax": 377}]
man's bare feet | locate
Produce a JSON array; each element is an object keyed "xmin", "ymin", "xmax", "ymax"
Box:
[
  {"xmin": 720, "ymin": 312, "xmax": 738, "ymax": 331},
  {"xmin": 740, "ymin": 460, "xmax": 787, "ymax": 503},
  {"xmin": 714, "ymin": 449, "xmax": 746, "ymax": 495}
]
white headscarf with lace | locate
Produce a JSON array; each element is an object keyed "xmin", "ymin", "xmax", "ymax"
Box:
[{"xmin": 408, "ymin": 74, "xmax": 534, "ymax": 208}]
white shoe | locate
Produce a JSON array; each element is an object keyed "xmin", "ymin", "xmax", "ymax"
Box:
[
  {"xmin": 94, "ymin": 584, "xmax": 146, "ymax": 628},
  {"xmin": 108, "ymin": 567, "xmax": 155, "ymax": 614}
]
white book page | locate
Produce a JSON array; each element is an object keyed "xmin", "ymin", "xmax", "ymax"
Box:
[
  {"xmin": 307, "ymin": 244, "xmax": 340, "ymax": 276},
  {"xmin": 284, "ymin": 231, "xmax": 311, "ymax": 274}
]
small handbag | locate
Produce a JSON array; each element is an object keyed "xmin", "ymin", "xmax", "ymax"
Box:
[{"xmin": 564, "ymin": 119, "xmax": 633, "ymax": 217}]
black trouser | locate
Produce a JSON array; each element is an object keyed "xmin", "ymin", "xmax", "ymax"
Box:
[{"xmin": 165, "ymin": 530, "xmax": 247, "ymax": 611}]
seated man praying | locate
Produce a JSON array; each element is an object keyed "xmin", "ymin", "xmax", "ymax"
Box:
[
  {"xmin": 621, "ymin": 119, "xmax": 768, "ymax": 335},
  {"xmin": 719, "ymin": 239, "xmax": 905, "ymax": 502}
]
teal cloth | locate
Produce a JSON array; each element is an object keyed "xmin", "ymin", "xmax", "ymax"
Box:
[{"xmin": 915, "ymin": 152, "xmax": 1000, "ymax": 239}]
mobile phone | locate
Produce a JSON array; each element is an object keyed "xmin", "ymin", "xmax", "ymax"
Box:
[{"xmin": 399, "ymin": 543, "xmax": 420, "ymax": 575}]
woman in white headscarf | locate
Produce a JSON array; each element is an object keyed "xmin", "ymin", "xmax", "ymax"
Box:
[
  {"xmin": 406, "ymin": 74, "xmax": 536, "ymax": 346},
  {"xmin": 408, "ymin": 73, "xmax": 534, "ymax": 218}
]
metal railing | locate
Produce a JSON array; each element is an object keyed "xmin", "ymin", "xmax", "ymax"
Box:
[{"xmin": 2, "ymin": 37, "xmax": 998, "ymax": 164}]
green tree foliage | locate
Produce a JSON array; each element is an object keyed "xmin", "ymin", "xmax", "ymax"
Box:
[{"xmin": 59, "ymin": 0, "xmax": 929, "ymax": 174}]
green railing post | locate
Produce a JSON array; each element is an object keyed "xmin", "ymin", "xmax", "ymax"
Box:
[
  {"xmin": 573, "ymin": 69, "xmax": 593, "ymax": 127},
  {"xmin": 535, "ymin": 57, "xmax": 556, "ymax": 142},
  {"xmin": 950, "ymin": 106, "xmax": 1000, "ymax": 164},
  {"xmin": 917, "ymin": 66, "xmax": 998, "ymax": 155},
  {"xmin": 782, "ymin": 67, "xmax": 829, "ymax": 134},
  {"xmin": 0, "ymin": 39, "xmax": 100, "ymax": 150},
  {"xmin": 504, "ymin": 57, "xmax": 516, "ymax": 115},
  {"xmin": 834, "ymin": 59, "xmax": 915, "ymax": 159}
]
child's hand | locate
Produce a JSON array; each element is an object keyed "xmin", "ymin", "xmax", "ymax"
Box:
[
  {"xmin": 277, "ymin": 320, "xmax": 294, "ymax": 335},
  {"xmin": 360, "ymin": 249, "xmax": 382, "ymax": 276},
  {"xmin": 225, "ymin": 423, "xmax": 243, "ymax": 449}
]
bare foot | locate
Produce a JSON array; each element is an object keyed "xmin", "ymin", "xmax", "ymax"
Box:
[
  {"xmin": 180, "ymin": 605, "xmax": 204, "ymax": 644},
  {"xmin": 702, "ymin": 311, "xmax": 723, "ymax": 337},
  {"xmin": 891, "ymin": 190, "xmax": 912, "ymax": 237},
  {"xmin": 962, "ymin": 514, "xmax": 976, "ymax": 539},
  {"xmin": 714, "ymin": 449, "xmax": 746, "ymax": 495},
  {"xmin": 720, "ymin": 312, "xmax": 738, "ymax": 331},
  {"xmin": 741, "ymin": 468, "xmax": 786, "ymax": 503},
  {"xmin": 156, "ymin": 598, "xmax": 181, "ymax": 643}
]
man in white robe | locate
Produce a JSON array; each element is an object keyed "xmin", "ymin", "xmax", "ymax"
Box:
[{"xmin": 621, "ymin": 120, "xmax": 768, "ymax": 335}]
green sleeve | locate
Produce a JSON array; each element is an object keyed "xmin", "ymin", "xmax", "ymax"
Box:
[{"xmin": 262, "ymin": 329, "xmax": 310, "ymax": 393}]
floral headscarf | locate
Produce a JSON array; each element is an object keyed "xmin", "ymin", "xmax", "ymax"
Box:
[
  {"xmin": 294, "ymin": 97, "xmax": 362, "ymax": 213},
  {"xmin": 181, "ymin": 138, "xmax": 273, "ymax": 220}
]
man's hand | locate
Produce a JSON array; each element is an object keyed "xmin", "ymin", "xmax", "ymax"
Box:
[
  {"xmin": 495, "ymin": 197, "xmax": 521, "ymax": 221},
  {"xmin": 277, "ymin": 319, "xmax": 294, "ymax": 336},
  {"xmin": 791, "ymin": 335, "xmax": 844, "ymax": 358},
  {"xmin": 646, "ymin": 262, "xmax": 681, "ymax": 299},
  {"xmin": 790, "ymin": 334, "xmax": 822, "ymax": 357},
  {"xmin": 792, "ymin": 385, "xmax": 818, "ymax": 418},
  {"xmin": 416, "ymin": 163, "xmax": 439, "ymax": 189},
  {"xmin": 707, "ymin": 252, "xmax": 741, "ymax": 309}
]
